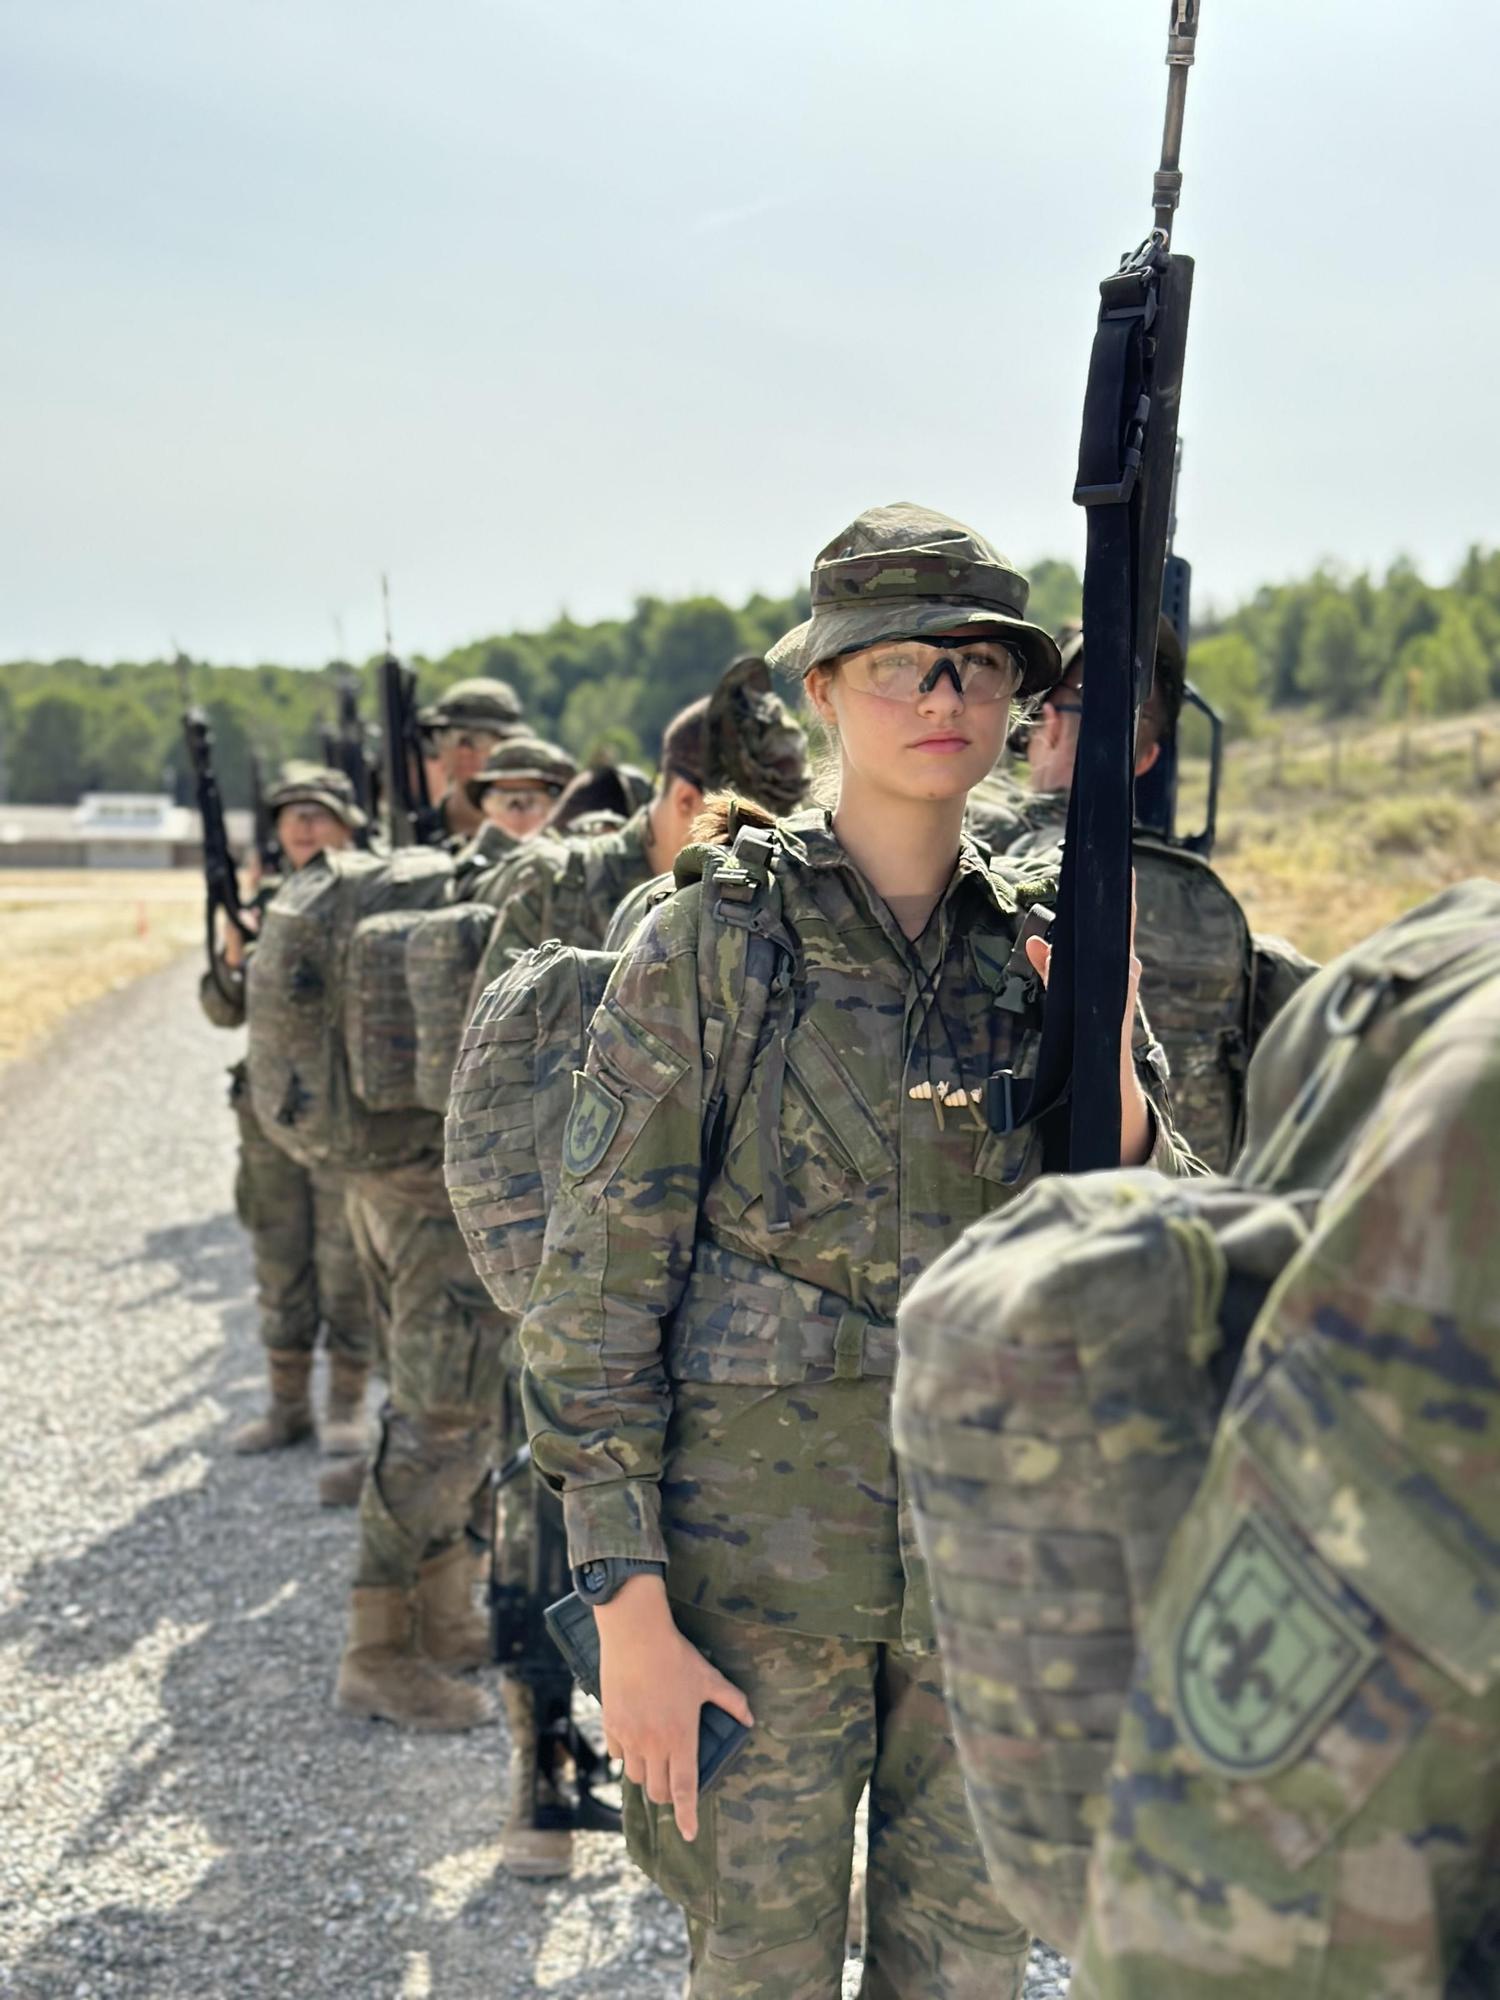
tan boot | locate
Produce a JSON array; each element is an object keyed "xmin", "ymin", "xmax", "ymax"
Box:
[
  {"xmin": 318, "ymin": 1454, "xmax": 367, "ymax": 1508},
  {"xmin": 499, "ymin": 1679, "xmax": 573, "ymax": 1878},
  {"xmin": 335, "ymin": 1587, "xmax": 498, "ymax": 1733},
  {"xmin": 414, "ymin": 1542, "xmax": 490, "ymax": 1671},
  {"xmin": 230, "ymin": 1350, "xmax": 314, "ymax": 1455},
  {"xmin": 320, "ymin": 1356, "xmax": 368, "ymax": 1458}
]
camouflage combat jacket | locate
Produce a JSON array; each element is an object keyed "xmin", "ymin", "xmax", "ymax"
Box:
[
  {"xmin": 520, "ymin": 810, "xmax": 1194, "ymax": 1651},
  {"xmin": 471, "ymin": 805, "xmax": 656, "ymax": 992}
]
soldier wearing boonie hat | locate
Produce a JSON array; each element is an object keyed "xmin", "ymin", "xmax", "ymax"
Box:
[
  {"xmin": 417, "ymin": 677, "xmax": 528, "ymax": 843},
  {"xmin": 519, "ymin": 501, "xmax": 1193, "ymax": 1993},
  {"xmin": 199, "ymin": 758, "xmax": 374, "ymax": 1492},
  {"xmin": 766, "ymin": 501, "xmax": 1062, "ymax": 695},
  {"xmin": 465, "ymin": 737, "xmax": 578, "ymax": 833}
]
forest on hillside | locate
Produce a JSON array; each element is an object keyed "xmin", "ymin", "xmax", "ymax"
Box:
[{"xmin": 1, "ymin": 548, "xmax": 1496, "ymax": 807}]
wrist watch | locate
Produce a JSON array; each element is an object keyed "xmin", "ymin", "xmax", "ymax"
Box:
[{"xmin": 572, "ymin": 1557, "xmax": 666, "ymax": 1604}]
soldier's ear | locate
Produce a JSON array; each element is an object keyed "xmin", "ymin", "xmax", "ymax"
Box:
[
  {"xmin": 1133, "ymin": 738, "xmax": 1161, "ymax": 780},
  {"xmin": 803, "ymin": 664, "xmax": 837, "ymax": 730}
]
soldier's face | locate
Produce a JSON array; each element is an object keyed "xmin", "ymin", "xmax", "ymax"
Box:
[
  {"xmin": 276, "ymin": 804, "xmax": 351, "ymax": 869},
  {"xmin": 806, "ymin": 631, "xmax": 1010, "ymax": 806},
  {"xmin": 481, "ymin": 783, "xmax": 556, "ymax": 838},
  {"xmin": 437, "ymin": 726, "xmax": 503, "ymax": 787}
]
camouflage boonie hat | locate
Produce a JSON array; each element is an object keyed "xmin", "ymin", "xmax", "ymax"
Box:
[
  {"xmin": 418, "ymin": 676, "xmax": 525, "ymax": 737},
  {"xmin": 265, "ymin": 761, "xmax": 366, "ymax": 832},
  {"xmin": 766, "ymin": 502, "xmax": 1062, "ymax": 698},
  {"xmin": 465, "ymin": 736, "xmax": 577, "ymax": 809},
  {"xmin": 705, "ymin": 655, "xmax": 810, "ymax": 815}
]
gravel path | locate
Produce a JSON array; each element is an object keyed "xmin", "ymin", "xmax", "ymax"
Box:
[{"xmin": 0, "ymin": 957, "xmax": 1068, "ymax": 1999}]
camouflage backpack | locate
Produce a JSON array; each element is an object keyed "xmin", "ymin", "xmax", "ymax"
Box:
[
  {"xmin": 245, "ymin": 846, "xmax": 454, "ymax": 1171},
  {"xmin": 404, "ymin": 903, "xmax": 497, "ymax": 1113},
  {"xmin": 893, "ymin": 1173, "xmax": 1314, "ymax": 1951},
  {"xmin": 1130, "ymin": 834, "xmax": 1257, "ymax": 1171},
  {"xmin": 445, "ymin": 822, "xmax": 793, "ymax": 1320},
  {"xmin": 892, "ymin": 876, "xmax": 1500, "ymax": 1951}
]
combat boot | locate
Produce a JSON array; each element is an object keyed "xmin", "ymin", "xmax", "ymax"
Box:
[
  {"xmin": 414, "ymin": 1541, "xmax": 490, "ymax": 1671},
  {"xmin": 318, "ymin": 1454, "xmax": 366, "ymax": 1508},
  {"xmin": 334, "ymin": 1587, "xmax": 498, "ymax": 1733},
  {"xmin": 498, "ymin": 1678, "xmax": 573, "ymax": 1878},
  {"xmin": 319, "ymin": 1355, "xmax": 369, "ymax": 1459},
  {"xmin": 229, "ymin": 1350, "xmax": 314, "ymax": 1455}
]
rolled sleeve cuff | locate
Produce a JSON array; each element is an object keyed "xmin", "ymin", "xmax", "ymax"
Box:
[{"xmin": 561, "ymin": 1476, "xmax": 668, "ymax": 1568}]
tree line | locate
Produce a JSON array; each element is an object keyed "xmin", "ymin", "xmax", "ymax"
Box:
[{"xmin": 0, "ymin": 549, "xmax": 1494, "ymax": 807}]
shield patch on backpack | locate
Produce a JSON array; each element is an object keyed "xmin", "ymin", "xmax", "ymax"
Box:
[
  {"xmin": 562, "ymin": 1070, "xmax": 625, "ymax": 1179},
  {"xmin": 1174, "ymin": 1509, "xmax": 1377, "ymax": 1780}
]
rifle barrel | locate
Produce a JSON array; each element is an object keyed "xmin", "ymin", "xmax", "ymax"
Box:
[{"xmin": 1154, "ymin": 0, "xmax": 1201, "ymax": 239}]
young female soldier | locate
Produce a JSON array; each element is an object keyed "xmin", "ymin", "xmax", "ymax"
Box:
[{"xmin": 520, "ymin": 503, "xmax": 1193, "ymax": 1999}]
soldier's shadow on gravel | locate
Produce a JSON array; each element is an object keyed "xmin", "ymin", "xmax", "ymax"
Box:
[
  {"xmin": 107, "ymin": 1211, "xmax": 250, "ymax": 1312},
  {"xmin": 3, "ymin": 1282, "xmax": 684, "ymax": 1998}
]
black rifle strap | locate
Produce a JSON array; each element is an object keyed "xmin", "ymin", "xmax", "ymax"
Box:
[{"xmin": 990, "ymin": 259, "xmax": 1159, "ymax": 1171}]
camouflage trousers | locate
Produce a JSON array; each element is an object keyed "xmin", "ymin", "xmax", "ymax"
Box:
[
  {"xmin": 626, "ymin": 1606, "xmax": 1031, "ymax": 2000},
  {"xmin": 231, "ymin": 1074, "xmax": 371, "ymax": 1364},
  {"xmin": 346, "ymin": 1158, "xmax": 509, "ymax": 1592}
]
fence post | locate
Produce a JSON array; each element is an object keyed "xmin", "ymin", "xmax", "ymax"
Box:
[
  {"xmin": 1474, "ymin": 730, "xmax": 1485, "ymax": 793},
  {"xmin": 1330, "ymin": 728, "xmax": 1341, "ymax": 793}
]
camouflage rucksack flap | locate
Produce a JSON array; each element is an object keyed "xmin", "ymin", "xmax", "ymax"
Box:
[
  {"xmin": 892, "ymin": 1169, "xmax": 1315, "ymax": 1951},
  {"xmin": 445, "ymin": 940, "xmax": 619, "ymax": 1318},
  {"xmin": 1242, "ymin": 878, "xmax": 1500, "ymax": 1193},
  {"xmin": 246, "ymin": 846, "xmax": 453, "ymax": 1170},
  {"xmin": 406, "ymin": 903, "xmax": 497, "ymax": 1113}
]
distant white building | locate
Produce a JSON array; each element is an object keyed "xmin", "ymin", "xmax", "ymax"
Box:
[{"xmin": 0, "ymin": 794, "xmax": 253, "ymax": 869}]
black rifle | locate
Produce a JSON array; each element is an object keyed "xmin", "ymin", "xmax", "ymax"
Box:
[
  {"xmin": 248, "ymin": 751, "xmax": 285, "ymax": 877},
  {"xmin": 321, "ymin": 672, "xmax": 377, "ymax": 842},
  {"xmin": 182, "ymin": 703, "xmax": 254, "ymax": 1006},
  {"xmin": 989, "ymin": 0, "xmax": 1203, "ymax": 1171},
  {"xmin": 491, "ymin": 1443, "xmax": 622, "ymax": 1838},
  {"xmin": 379, "ymin": 653, "xmax": 443, "ymax": 848}
]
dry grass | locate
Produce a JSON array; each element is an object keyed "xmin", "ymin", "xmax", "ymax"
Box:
[
  {"xmin": 1184, "ymin": 715, "xmax": 1500, "ymax": 961},
  {"xmin": 0, "ymin": 869, "xmax": 204, "ymax": 1068}
]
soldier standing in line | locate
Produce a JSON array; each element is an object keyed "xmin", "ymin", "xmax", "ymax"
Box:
[
  {"xmin": 988, "ymin": 620, "xmax": 1315, "ymax": 1169},
  {"xmin": 469, "ymin": 736, "xmax": 577, "ymax": 842},
  {"xmin": 416, "ymin": 676, "xmax": 528, "ymax": 844},
  {"xmin": 518, "ymin": 504, "xmax": 1196, "ymax": 1998},
  {"xmin": 199, "ymin": 763, "xmax": 376, "ymax": 1490}
]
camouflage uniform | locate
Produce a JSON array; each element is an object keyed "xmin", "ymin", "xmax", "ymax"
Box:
[
  {"xmin": 198, "ymin": 766, "xmax": 374, "ymax": 1453},
  {"xmin": 520, "ymin": 806, "xmax": 1194, "ymax": 1996},
  {"xmin": 470, "ymin": 803, "xmax": 658, "ymax": 989},
  {"xmin": 1001, "ymin": 789, "xmax": 1315, "ymax": 1170},
  {"xmin": 1072, "ymin": 952, "xmax": 1500, "ymax": 1998}
]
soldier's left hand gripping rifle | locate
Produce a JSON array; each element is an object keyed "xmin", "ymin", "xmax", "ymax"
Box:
[
  {"xmin": 181, "ymin": 700, "xmax": 256, "ymax": 1008},
  {"xmin": 989, "ymin": 0, "xmax": 1203, "ymax": 1172},
  {"xmin": 489, "ymin": 1442, "xmax": 622, "ymax": 1839}
]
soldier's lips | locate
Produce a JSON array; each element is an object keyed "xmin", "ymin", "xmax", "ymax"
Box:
[{"xmin": 909, "ymin": 735, "xmax": 972, "ymax": 754}]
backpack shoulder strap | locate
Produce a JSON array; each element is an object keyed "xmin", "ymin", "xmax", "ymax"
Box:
[{"xmin": 693, "ymin": 824, "xmax": 797, "ymax": 1230}]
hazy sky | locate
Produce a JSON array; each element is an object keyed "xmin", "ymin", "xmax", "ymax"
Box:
[{"xmin": 4, "ymin": 0, "xmax": 1497, "ymax": 665}]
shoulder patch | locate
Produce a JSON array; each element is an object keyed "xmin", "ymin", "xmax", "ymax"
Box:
[
  {"xmin": 1174, "ymin": 1508, "xmax": 1378, "ymax": 1780},
  {"xmin": 561, "ymin": 1070, "xmax": 625, "ymax": 1178}
]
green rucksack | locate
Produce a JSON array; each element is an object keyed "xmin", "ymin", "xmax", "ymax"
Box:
[
  {"xmin": 404, "ymin": 902, "xmax": 497, "ymax": 1114},
  {"xmin": 893, "ymin": 1173, "xmax": 1314, "ymax": 1951},
  {"xmin": 444, "ymin": 821, "xmax": 793, "ymax": 1321},
  {"xmin": 1240, "ymin": 876, "xmax": 1500, "ymax": 1192},
  {"xmin": 892, "ymin": 875, "xmax": 1500, "ymax": 1953},
  {"xmin": 245, "ymin": 846, "xmax": 454, "ymax": 1171}
]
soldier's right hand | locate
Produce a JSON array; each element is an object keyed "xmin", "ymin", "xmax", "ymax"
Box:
[{"xmin": 594, "ymin": 1574, "xmax": 754, "ymax": 1843}]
